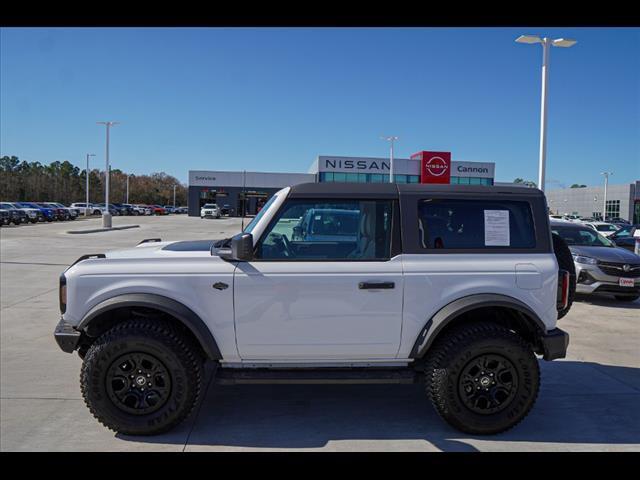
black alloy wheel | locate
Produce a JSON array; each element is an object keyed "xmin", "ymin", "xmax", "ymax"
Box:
[{"xmin": 105, "ymin": 352, "xmax": 172, "ymax": 415}]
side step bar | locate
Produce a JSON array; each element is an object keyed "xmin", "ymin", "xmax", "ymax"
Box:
[{"xmin": 214, "ymin": 368, "xmax": 420, "ymax": 385}]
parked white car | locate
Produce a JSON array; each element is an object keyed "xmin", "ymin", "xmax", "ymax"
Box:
[
  {"xmin": 71, "ymin": 203, "xmax": 102, "ymax": 215},
  {"xmin": 200, "ymin": 203, "xmax": 221, "ymax": 219},
  {"xmin": 582, "ymin": 222, "xmax": 620, "ymax": 237},
  {"xmin": 132, "ymin": 204, "xmax": 153, "ymax": 215}
]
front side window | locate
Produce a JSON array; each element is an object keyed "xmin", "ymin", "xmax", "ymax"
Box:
[
  {"xmin": 418, "ymin": 199, "xmax": 536, "ymax": 250},
  {"xmin": 257, "ymin": 199, "xmax": 393, "ymax": 260}
]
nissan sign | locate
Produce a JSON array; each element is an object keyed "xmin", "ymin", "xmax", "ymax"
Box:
[{"xmin": 412, "ymin": 151, "xmax": 452, "ymax": 184}]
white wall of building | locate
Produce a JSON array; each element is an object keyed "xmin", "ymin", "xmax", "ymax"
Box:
[
  {"xmin": 546, "ymin": 183, "xmax": 636, "ymax": 220},
  {"xmin": 189, "ymin": 170, "xmax": 315, "ymax": 188}
]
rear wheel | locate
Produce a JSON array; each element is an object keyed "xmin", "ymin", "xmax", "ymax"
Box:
[
  {"xmin": 81, "ymin": 318, "xmax": 205, "ymax": 435},
  {"xmin": 424, "ymin": 322, "xmax": 540, "ymax": 435}
]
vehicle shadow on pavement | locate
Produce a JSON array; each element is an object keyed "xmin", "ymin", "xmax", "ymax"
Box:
[
  {"xmin": 574, "ymin": 294, "xmax": 640, "ymax": 309},
  {"xmin": 117, "ymin": 361, "xmax": 640, "ymax": 451}
]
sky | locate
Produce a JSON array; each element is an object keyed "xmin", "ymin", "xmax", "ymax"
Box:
[{"xmin": 1, "ymin": 27, "xmax": 639, "ymax": 187}]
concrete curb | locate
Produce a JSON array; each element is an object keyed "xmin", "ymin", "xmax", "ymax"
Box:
[{"xmin": 66, "ymin": 224, "xmax": 140, "ymax": 234}]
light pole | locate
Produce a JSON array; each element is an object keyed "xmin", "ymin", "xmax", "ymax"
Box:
[
  {"xmin": 381, "ymin": 135, "xmax": 398, "ymax": 183},
  {"xmin": 126, "ymin": 174, "xmax": 130, "ymax": 204},
  {"xmin": 516, "ymin": 35, "xmax": 576, "ymax": 192},
  {"xmin": 173, "ymin": 185, "xmax": 177, "ymax": 208},
  {"xmin": 97, "ymin": 121, "xmax": 119, "ymax": 227},
  {"xmin": 85, "ymin": 153, "xmax": 95, "ymax": 216},
  {"xmin": 601, "ymin": 171, "xmax": 613, "ymax": 221}
]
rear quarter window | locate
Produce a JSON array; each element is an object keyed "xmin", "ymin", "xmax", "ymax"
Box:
[{"xmin": 418, "ymin": 199, "xmax": 536, "ymax": 250}]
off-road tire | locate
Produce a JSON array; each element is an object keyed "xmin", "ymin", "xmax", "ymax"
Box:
[
  {"xmin": 552, "ymin": 232, "xmax": 576, "ymax": 319},
  {"xmin": 614, "ymin": 295, "xmax": 639, "ymax": 302},
  {"xmin": 80, "ymin": 318, "xmax": 204, "ymax": 435},
  {"xmin": 424, "ymin": 322, "xmax": 540, "ymax": 435}
]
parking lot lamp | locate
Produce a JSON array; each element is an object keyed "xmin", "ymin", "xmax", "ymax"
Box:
[
  {"xmin": 516, "ymin": 35, "xmax": 576, "ymax": 192},
  {"xmin": 97, "ymin": 121, "xmax": 119, "ymax": 227},
  {"xmin": 381, "ymin": 135, "xmax": 399, "ymax": 183},
  {"xmin": 85, "ymin": 153, "xmax": 95, "ymax": 216},
  {"xmin": 601, "ymin": 171, "xmax": 613, "ymax": 221},
  {"xmin": 173, "ymin": 184, "xmax": 177, "ymax": 208},
  {"xmin": 126, "ymin": 174, "xmax": 129, "ymax": 204}
]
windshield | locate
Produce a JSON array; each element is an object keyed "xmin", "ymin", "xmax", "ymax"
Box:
[
  {"xmin": 202, "ymin": 204, "xmax": 218, "ymax": 208},
  {"xmin": 552, "ymin": 226, "xmax": 614, "ymax": 247},
  {"xmin": 243, "ymin": 193, "xmax": 279, "ymax": 234}
]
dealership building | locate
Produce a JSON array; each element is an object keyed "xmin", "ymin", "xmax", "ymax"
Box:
[
  {"xmin": 188, "ymin": 152, "xmax": 496, "ymax": 216},
  {"xmin": 546, "ymin": 181, "xmax": 640, "ymax": 223}
]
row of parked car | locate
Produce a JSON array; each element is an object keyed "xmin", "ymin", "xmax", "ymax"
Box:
[
  {"xmin": 549, "ymin": 214, "xmax": 639, "ymax": 252},
  {"xmin": 0, "ymin": 201, "xmax": 83, "ymax": 225},
  {"xmin": 69, "ymin": 203, "xmax": 188, "ymax": 216},
  {"xmin": 1, "ymin": 201, "xmax": 189, "ymax": 226}
]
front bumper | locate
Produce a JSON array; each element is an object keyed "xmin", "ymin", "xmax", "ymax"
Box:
[
  {"xmin": 54, "ymin": 318, "xmax": 81, "ymax": 353},
  {"xmin": 575, "ymin": 263, "xmax": 640, "ymax": 297},
  {"xmin": 540, "ymin": 328, "xmax": 570, "ymax": 361}
]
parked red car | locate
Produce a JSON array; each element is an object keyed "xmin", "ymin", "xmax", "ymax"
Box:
[{"xmin": 149, "ymin": 205, "xmax": 167, "ymax": 215}]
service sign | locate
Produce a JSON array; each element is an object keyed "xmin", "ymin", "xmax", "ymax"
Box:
[{"xmin": 414, "ymin": 151, "xmax": 451, "ymax": 184}]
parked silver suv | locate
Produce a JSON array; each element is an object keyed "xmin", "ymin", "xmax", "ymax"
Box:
[{"xmin": 551, "ymin": 221, "xmax": 640, "ymax": 301}]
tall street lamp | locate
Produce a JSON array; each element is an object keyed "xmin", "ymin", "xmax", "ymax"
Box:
[
  {"xmin": 85, "ymin": 153, "xmax": 95, "ymax": 216},
  {"xmin": 97, "ymin": 121, "xmax": 119, "ymax": 227},
  {"xmin": 381, "ymin": 135, "xmax": 399, "ymax": 183},
  {"xmin": 516, "ymin": 35, "xmax": 577, "ymax": 192},
  {"xmin": 601, "ymin": 171, "xmax": 613, "ymax": 221},
  {"xmin": 173, "ymin": 184, "xmax": 177, "ymax": 208}
]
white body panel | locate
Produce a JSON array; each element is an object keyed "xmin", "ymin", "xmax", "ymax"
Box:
[
  {"xmin": 398, "ymin": 253, "xmax": 559, "ymax": 358},
  {"xmin": 62, "ymin": 246, "xmax": 242, "ymax": 362},
  {"xmin": 233, "ymin": 257, "xmax": 404, "ymax": 360}
]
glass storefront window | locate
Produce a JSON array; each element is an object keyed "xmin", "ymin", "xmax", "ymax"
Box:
[
  {"xmin": 333, "ymin": 172, "xmax": 347, "ymax": 182},
  {"xmin": 394, "ymin": 175, "xmax": 407, "ymax": 183},
  {"xmin": 345, "ymin": 173, "xmax": 359, "ymax": 182},
  {"xmin": 370, "ymin": 174, "xmax": 384, "ymax": 183}
]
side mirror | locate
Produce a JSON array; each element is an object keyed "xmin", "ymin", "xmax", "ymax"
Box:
[{"xmin": 218, "ymin": 232, "xmax": 254, "ymax": 261}]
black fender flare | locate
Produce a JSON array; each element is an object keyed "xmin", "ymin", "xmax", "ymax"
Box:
[
  {"xmin": 78, "ymin": 293, "xmax": 222, "ymax": 360},
  {"xmin": 409, "ymin": 293, "xmax": 547, "ymax": 359}
]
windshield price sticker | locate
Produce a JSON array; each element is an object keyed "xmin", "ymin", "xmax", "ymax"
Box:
[{"xmin": 484, "ymin": 210, "xmax": 510, "ymax": 246}]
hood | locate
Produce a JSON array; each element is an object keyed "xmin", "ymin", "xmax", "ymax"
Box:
[
  {"xmin": 105, "ymin": 239, "xmax": 226, "ymax": 259},
  {"xmin": 569, "ymin": 245, "xmax": 640, "ymax": 263}
]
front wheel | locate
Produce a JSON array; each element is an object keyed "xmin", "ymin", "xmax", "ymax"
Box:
[
  {"xmin": 80, "ymin": 319, "xmax": 205, "ymax": 435},
  {"xmin": 424, "ymin": 322, "xmax": 540, "ymax": 435}
]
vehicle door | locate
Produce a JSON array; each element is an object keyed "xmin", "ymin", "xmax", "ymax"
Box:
[{"xmin": 233, "ymin": 197, "xmax": 403, "ymax": 360}]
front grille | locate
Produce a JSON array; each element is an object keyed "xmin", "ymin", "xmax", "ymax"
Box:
[{"xmin": 598, "ymin": 262, "xmax": 640, "ymax": 278}]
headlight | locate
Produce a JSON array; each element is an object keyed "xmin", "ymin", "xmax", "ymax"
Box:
[{"xmin": 572, "ymin": 254, "xmax": 598, "ymax": 265}]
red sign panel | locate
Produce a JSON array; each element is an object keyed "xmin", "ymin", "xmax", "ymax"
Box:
[{"xmin": 412, "ymin": 151, "xmax": 451, "ymax": 184}]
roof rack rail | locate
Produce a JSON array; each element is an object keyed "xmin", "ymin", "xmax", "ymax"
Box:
[
  {"xmin": 67, "ymin": 253, "xmax": 106, "ymax": 270},
  {"xmin": 138, "ymin": 238, "xmax": 162, "ymax": 245}
]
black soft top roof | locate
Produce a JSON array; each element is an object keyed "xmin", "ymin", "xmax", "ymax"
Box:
[{"xmin": 288, "ymin": 182, "xmax": 544, "ymax": 199}]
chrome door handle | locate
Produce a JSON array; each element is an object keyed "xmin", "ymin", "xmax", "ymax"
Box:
[{"xmin": 359, "ymin": 281, "xmax": 395, "ymax": 290}]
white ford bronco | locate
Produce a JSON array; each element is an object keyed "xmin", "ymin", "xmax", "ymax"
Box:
[{"xmin": 55, "ymin": 183, "xmax": 573, "ymax": 436}]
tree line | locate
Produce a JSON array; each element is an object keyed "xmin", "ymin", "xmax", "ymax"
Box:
[{"xmin": 0, "ymin": 155, "xmax": 188, "ymax": 206}]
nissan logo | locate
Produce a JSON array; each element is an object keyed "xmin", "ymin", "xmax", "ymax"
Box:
[
  {"xmin": 623, "ymin": 264, "xmax": 631, "ymax": 272},
  {"xmin": 425, "ymin": 156, "xmax": 449, "ymax": 176}
]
